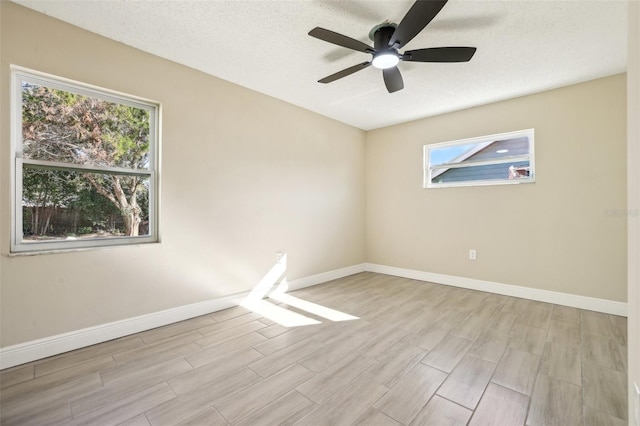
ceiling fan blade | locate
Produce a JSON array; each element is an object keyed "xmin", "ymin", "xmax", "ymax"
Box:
[
  {"xmin": 403, "ymin": 46, "xmax": 477, "ymax": 62},
  {"xmin": 382, "ymin": 66, "xmax": 404, "ymax": 93},
  {"xmin": 318, "ymin": 62, "xmax": 372, "ymax": 84},
  {"xmin": 389, "ymin": 0, "xmax": 448, "ymax": 49},
  {"xmin": 309, "ymin": 27, "xmax": 374, "ymax": 53}
]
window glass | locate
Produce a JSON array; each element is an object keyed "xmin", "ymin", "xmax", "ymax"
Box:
[
  {"xmin": 12, "ymin": 68, "xmax": 159, "ymax": 253},
  {"xmin": 425, "ymin": 129, "xmax": 534, "ymax": 188}
]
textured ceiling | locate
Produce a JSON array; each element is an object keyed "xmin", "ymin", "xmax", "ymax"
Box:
[{"xmin": 14, "ymin": 0, "xmax": 627, "ymax": 130}]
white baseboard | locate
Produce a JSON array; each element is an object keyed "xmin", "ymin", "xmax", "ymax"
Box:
[
  {"xmin": 2, "ymin": 262, "xmax": 623, "ymax": 369},
  {"xmin": 0, "ymin": 263, "xmax": 366, "ymax": 370},
  {"xmin": 365, "ymin": 263, "xmax": 627, "ymax": 317},
  {"xmin": 287, "ymin": 263, "xmax": 367, "ymax": 291}
]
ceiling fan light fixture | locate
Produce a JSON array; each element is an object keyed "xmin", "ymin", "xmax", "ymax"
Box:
[{"xmin": 372, "ymin": 51, "xmax": 399, "ymax": 69}]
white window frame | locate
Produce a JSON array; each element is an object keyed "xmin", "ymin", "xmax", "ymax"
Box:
[
  {"xmin": 10, "ymin": 66, "xmax": 160, "ymax": 253},
  {"xmin": 423, "ymin": 129, "xmax": 535, "ymax": 189}
]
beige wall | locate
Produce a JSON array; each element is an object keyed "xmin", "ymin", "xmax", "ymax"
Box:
[
  {"xmin": 0, "ymin": 3, "xmax": 366, "ymax": 347},
  {"xmin": 628, "ymin": 1, "xmax": 640, "ymax": 422},
  {"xmin": 366, "ymin": 74, "xmax": 627, "ymax": 302}
]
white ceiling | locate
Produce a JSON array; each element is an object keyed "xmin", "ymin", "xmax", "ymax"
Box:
[{"xmin": 14, "ymin": 0, "xmax": 627, "ymax": 131}]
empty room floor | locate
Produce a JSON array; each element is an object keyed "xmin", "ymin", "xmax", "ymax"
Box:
[{"xmin": 0, "ymin": 272, "xmax": 628, "ymax": 425}]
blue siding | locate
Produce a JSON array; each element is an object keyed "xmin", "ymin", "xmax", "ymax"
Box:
[{"xmin": 434, "ymin": 161, "xmax": 530, "ymax": 183}]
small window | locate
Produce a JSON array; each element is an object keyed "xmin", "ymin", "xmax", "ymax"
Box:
[
  {"xmin": 424, "ymin": 129, "xmax": 535, "ymax": 188},
  {"xmin": 11, "ymin": 67, "xmax": 160, "ymax": 253}
]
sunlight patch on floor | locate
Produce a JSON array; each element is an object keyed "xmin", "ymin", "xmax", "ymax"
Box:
[
  {"xmin": 241, "ymin": 299, "xmax": 321, "ymax": 327},
  {"xmin": 270, "ymin": 293, "xmax": 359, "ymax": 322},
  {"xmin": 240, "ymin": 253, "xmax": 359, "ymax": 327}
]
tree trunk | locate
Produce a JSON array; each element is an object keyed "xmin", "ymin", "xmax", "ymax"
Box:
[{"xmin": 122, "ymin": 203, "xmax": 141, "ymax": 236}]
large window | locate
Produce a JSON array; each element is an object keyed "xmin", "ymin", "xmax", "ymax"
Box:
[
  {"xmin": 11, "ymin": 67, "xmax": 160, "ymax": 253},
  {"xmin": 424, "ymin": 129, "xmax": 535, "ymax": 188}
]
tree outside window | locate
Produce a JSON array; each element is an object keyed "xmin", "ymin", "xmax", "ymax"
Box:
[{"xmin": 12, "ymin": 69, "xmax": 159, "ymax": 252}]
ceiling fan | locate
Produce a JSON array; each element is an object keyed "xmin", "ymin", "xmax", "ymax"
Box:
[{"xmin": 308, "ymin": 0, "xmax": 476, "ymax": 93}]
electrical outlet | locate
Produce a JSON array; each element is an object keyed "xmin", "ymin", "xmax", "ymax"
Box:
[
  {"xmin": 276, "ymin": 251, "xmax": 284, "ymax": 263},
  {"xmin": 469, "ymin": 249, "xmax": 477, "ymax": 261}
]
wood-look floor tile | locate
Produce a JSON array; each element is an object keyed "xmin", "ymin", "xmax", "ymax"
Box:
[
  {"xmin": 403, "ymin": 322, "xmax": 451, "ymax": 351},
  {"xmin": 581, "ymin": 333, "xmax": 626, "ymax": 373},
  {"xmin": 608, "ymin": 314, "xmax": 626, "ymax": 328},
  {"xmin": 252, "ymin": 324, "xmax": 325, "ymax": 356},
  {"xmin": 0, "ymin": 273, "xmax": 629, "ymax": 426},
  {"xmin": 298, "ymin": 334, "xmax": 368, "ymax": 373},
  {"xmin": 491, "ymin": 347, "xmax": 539, "ymax": 395},
  {"xmin": 398, "ymin": 308, "xmax": 443, "ymax": 333},
  {"xmin": 299, "ymin": 377, "xmax": 388, "ymax": 425},
  {"xmin": 0, "ymin": 365, "xmax": 34, "ymax": 389},
  {"xmin": 66, "ymin": 382, "xmax": 175, "ymax": 426},
  {"xmin": 1, "ymin": 400, "xmax": 71, "ymax": 426},
  {"xmin": 101, "ymin": 356, "xmax": 192, "ymax": 388},
  {"xmin": 473, "ymin": 301, "xmax": 503, "ymax": 318},
  {"xmin": 410, "ymin": 395, "xmax": 471, "ymax": 426},
  {"xmin": 169, "ymin": 348, "xmax": 263, "ymax": 395},
  {"xmin": 362, "ymin": 325, "xmax": 412, "ymax": 358},
  {"xmin": 437, "ymin": 307, "xmax": 475, "ymax": 329},
  {"xmin": 421, "ymin": 334, "xmax": 473, "ymax": 373},
  {"xmin": 209, "ymin": 306, "xmax": 253, "ymax": 322},
  {"xmin": 186, "ymin": 332, "xmax": 267, "ymax": 368},
  {"xmin": 526, "ymin": 374, "xmax": 582, "ymax": 426},
  {"xmin": 547, "ymin": 319, "xmax": 580, "ymax": 347},
  {"xmin": 111, "ymin": 332, "xmax": 202, "ymax": 365},
  {"xmin": 583, "ymin": 405, "xmax": 627, "ymax": 426},
  {"xmin": 196, "ymin": 312, "xmax": 263, "ymax": 336},
  {"xmin": 1, "ymin": 355, "xmax": 114, "ymax": 401},
  {"xmin": 216, "ymin": 363, "xmax": 314, "ymax": 424},
  {"xmin": 451, "ymin": 313, "xmax": 492, "ymax": 341},
  {"xmin": 551, "ymin": 305, "xmax": 580, "ymax": 325},
  {"xmin": 501, "ymin": 297, "xmax": 533, "ymax": 314},
  {"xmin": 508, "ymin": 323, "xmax": 546, "ymax": 355},
  {"xmin": 70, "ymin": 359, "xmax": 188, "ymax": 417},
  {"xmin": 195, "ymin": 320, "xmax": 268, "ymax": 348},
  {"xmin": 518, "ymin": 304, "xmax": 552, "ymax": 330},
  {"xmin": 249, "ymin": 339, "xmax": 325, "ymax": 378},
  {"xmin": 607, "ymin": 316, "xmax": 627, "ymax": 346},
  {"xmin": 235, "ymin": 390, "xmax": 315, "ymax": 426},
  {"xmin": 296, "ymin": 353, "xmax": 378, "ymax": 404},
  {"xmin": 257, "ymin": 323, "xmax": 290, "ymax": 339},
  {"xmin": 539, "ymin": 342, "xmax": 581, "ymax": 385},
  {"xmin": 141, "ymin": 316, "xmax": 216, "ymax": 344},
  {"xmin": 177, "ymin": 408, "xmax": 227, "ymax": 426},
  {"xmin": 118, "ymin": 413, "xmax": 151, "ymax": 426},
  {"xmin": 436, "ymin": 355, "xmax": 496, "ymax": 409},
  {"xmin": 374, "ymin": 363, "xmax": 447, "ymax": 425},
  {"xmin": 355, "ymin": 408, "xmax": 402, "ymax": 426},
  {"xmin": 33, "ymin": 335, "xmax": 144, "ymax": 378},
  {"xmin": 456, "ymin": 291, "xmax": 489, "ymax": 311},
  {"xmin": 484, "ymin": 293, "xmax": 509, "ymax": 305},
  {"xmin": 467, "ymin": 331, "xmax": 509, "ymax": 364},
  {"xmin": 370, "ymin": 343, "xmax": 427, "ymax": 388},
  {"xmin": 310, "ymin": 318, "xmax": 371, "ymax": 347},
  {"xmin": 581, "ymin": 312, "xmax": 614, "ymax": 338},
  {"xmin": 468, "ymin": 383, "xmax": 529, "ymax": 426},
  {"xmin": 485, "ymin": 311, "xmax": 518, "ymax": 336},
  {"xmin": 582, "ymin": 364, "xmax": 628, "ymax": 420},
  {"xmin": 1, "ymin": 373, "xmax": 103, "ymax": 424},
  {"xmin": 145, "ymin": 368, "xmax": 260, "ymax": 425}
]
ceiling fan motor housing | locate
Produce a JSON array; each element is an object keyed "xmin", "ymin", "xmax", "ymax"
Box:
[
  {"xmin": 371, "ymin": 25, "xmax": 400, "ymax": 68},
  {"xmin": 372, "ymin": 25, "xmax": 397, "ymax": 50}
]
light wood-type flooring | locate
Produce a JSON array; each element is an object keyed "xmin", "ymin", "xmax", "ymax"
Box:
[{"xmin": 0, "ymin": 272, "xmax": 629, "ymax": 425}]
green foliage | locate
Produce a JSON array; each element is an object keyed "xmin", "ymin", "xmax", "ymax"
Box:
[{"xmin": 21, "ymin": 82, "xmax": 152, "ymax": 237}]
